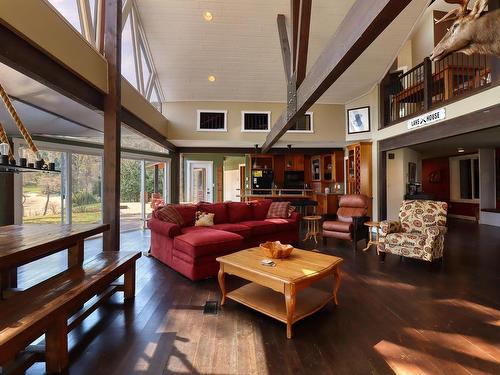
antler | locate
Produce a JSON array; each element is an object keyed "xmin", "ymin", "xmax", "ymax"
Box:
[
  {"xmin": 435, "ymin": 0, "xmax": 471, "ymax": 24},
  {"xmin": 470, "ymin": 0, "xmax": 488, "ymax": 19}
]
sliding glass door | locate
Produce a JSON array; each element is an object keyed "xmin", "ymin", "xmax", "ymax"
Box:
[
  {"xmin": 22, "ymin": 150, "xmax": 64, "ymax": 224},
  {"xmin": 18, "ymin": 140, "xmax": 170, "ymax": 231},
  {"xmin": 71, "ymin": 153, "xmax": 103, "ymax": 224}
]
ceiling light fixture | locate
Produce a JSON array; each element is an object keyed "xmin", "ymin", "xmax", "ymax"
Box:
[
  {"xmin": 208, "ymin": 75, "xmax": 216, "ymax": 82},
  {"xmin": 203, "ymin": 11, "xmax": 213, "ymax": 21},
  {"xmin": 458, "ymin": 147, "xmax": 465, "ymax": 153}
]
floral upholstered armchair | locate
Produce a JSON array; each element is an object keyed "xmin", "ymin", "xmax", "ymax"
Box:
[{"xmin": 378, "ymin": 200, "xmax": 448, "ymax": 262}]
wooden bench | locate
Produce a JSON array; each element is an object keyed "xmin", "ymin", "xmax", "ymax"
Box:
[{"xmin": 0, "ymin": 251, "xmax": 141, "ymax": 374}]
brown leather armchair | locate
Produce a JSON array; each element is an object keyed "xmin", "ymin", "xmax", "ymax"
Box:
[{"xmin": 322, "ymin": 194, "xmax": 370, "ymax": 251}]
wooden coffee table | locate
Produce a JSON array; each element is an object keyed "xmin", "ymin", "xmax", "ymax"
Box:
[{"xmin": 216, "ymin": 247, "xmax": 343, "ymax": 339}]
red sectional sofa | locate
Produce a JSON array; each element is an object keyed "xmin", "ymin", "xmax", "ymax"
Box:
[{"xmin": 148, "ymin": 201, "xmax": 300, "ymax": 280}]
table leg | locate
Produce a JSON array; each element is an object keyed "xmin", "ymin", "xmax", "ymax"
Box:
[
  {"xmin": 218, "ymin": 266, "xmax": 226, "ymax": 306},
  {"xmin": 284, "ymin": 284, "xmax": 296, "ymax": 339},
  {"xmin": 362, "ymin": 230, "xmax": 372, "ymax": 251},
  {"xmin": 45, "ymin": 314, "xmax": 68, "ymax": 374},
  {"xmin": 124, "ymin": 263, "xmax": 136, "ymax": 300},
  {"xmin": 68, "ymin": 239, "xmax": 84, "ymax": 268},
  {"xmin": 333, "ymin": 266, "xmax": 342, "ymax": 305}
]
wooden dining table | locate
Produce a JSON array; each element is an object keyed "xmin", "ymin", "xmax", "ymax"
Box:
[{"xmin": 0, "ymin": 223, "xmax": 109, "ymax": 294}]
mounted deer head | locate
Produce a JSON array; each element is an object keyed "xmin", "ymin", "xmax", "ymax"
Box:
[{"xmin": 430, "ymin": 0, "xmax": 500, "ymax": 61}]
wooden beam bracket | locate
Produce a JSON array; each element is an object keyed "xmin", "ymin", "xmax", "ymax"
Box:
[{"xmin": 262, "ymin": 0, "xmax": 413, "ymax": 153}]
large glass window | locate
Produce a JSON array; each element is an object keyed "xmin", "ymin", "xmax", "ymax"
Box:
[
  {"xmin": 47, "ymin": 0, "xmax": 82, "ymax": 33},
  {"xmin": 122, "ymin": 14, "xmax": 139, "ymax": 89},
  {"xmin": 46, "ymin": 0, "xmax": 163, "ymax": 108},
  {"xmin": 120, "ymin": 158, "xmax": 143, "ymax": 231},
  {"xmin": 17, "ymin": 139, "xmax": 169, "ymax": 229},
  {"xmin": 72, "ymin": 154, "xmax": 103, "ymax": 223},
  {"xmin": 145, "ymin": 162, "xmax": 165, "ymax": 216},
  {"xmin": 22, "ymin": 151, "xmax": 64, "ymax": 224}
]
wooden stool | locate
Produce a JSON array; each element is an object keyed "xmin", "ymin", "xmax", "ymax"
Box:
[
  {"xmin": 303, "ymin": 215, "xmax": 322, "ymax": 244},
  {"xmin": 362, "ymin": 221, "xmax": 381, "ymax": 253}
]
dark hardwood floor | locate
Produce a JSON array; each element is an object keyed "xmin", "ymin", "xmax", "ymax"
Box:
[{"xmin": 17, "ymin": 219, "xmax": 500, "ymax": 374}]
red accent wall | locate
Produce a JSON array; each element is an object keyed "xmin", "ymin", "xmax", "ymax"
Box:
[
  {"xmin": 422, "ymin": 157, "xmax": 478, "ymax": 218},
  {"xmin": 422, "ymin": 157, "xmax": 450, "ymax": 202}
]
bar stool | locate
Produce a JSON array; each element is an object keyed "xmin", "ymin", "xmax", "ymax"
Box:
[{"xmin": 303, "ymin": 215, "xmax": 322, "ymax": 244}]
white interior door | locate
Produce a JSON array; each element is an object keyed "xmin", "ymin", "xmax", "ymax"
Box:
[
  {"xmin": 187, "ymin": 161, "xmax": 214, "ymax": 203},
  {"xmin": 223, "ymin": 169, "xmax": 240, "ymax": 202}
]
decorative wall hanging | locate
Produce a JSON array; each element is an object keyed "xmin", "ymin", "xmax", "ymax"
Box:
[
  {"xmin": 431, "ymin": 0, "xmax": 500, "ymax": 61},
  {"xmin": 347, "ymin": 106, "xmax": 370, "ymax": 134}
]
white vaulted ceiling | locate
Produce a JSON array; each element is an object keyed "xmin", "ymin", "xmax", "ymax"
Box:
[{"xmin": 136, "ymin": 0, "xmax": 430, "ymax": 104}]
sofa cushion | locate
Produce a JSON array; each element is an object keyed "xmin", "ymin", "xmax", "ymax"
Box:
[
  {"xmin": 227, "ymin": 202, "xmax": 254, "ymax": 223},
  {"xmin": 267, "ymin": 201, "xmax": 291, "ymax": 219},
  {"xmin": 238, "ymin": 220, "xmax": 277, "ymax": 236},
  {"xmin": 171, "ymin": 204, "xmax": 197, "ymax": 227},
  {"xmin": 180, "ymin": 226, "xmax": 209, "ymax": 234},
  {"xmin": 323, "ymin": 221, "xmax": 352, "ymax": 233},
  {"xmin": 198, "ymin": 203, "xmax": 228, "ymax": 224},
  {"xmin": 251, "ymin": 200, "xmax": 272, "ymax": 220},
  {"xmin": 264, "ymin": 218, "xmax": 295, "ymax": 231},
  {"xmin": 211, "ymin": 223, "xmax": 251, "ymax": 238},
  {"xmin": 174, "ymin": 229, "xmax": 244, "ymax": 259}
]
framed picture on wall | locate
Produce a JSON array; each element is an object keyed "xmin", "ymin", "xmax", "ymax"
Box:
[{"xmin": 347, "ymin": 106, "xmax": 371, "ymax": 134}]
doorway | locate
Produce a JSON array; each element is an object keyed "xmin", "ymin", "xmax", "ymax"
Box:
[
  {"xmin": 223, "ymin": 156, "xmax": 246, "ymax": 202},
  {"xmin": 186, "ymin": 161, "xmax": 213, "ymax": 203}
]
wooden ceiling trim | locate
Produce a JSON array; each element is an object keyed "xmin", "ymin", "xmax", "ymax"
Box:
[{"xmin": 262, "ymin": 0, "xmax": 412, "ymax": 152}]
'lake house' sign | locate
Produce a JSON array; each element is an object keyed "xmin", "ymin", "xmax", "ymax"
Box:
[{"xmin": 407, "ymin": 108, "xmax": 446, "ymax": 130}]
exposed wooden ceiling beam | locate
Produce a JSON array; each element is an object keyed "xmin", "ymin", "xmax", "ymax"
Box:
[
  {"xmin": 295, "ymin": 0, "xmax": 312, "ymax": 87},
  {"xmin": 122, "ymin": 109, "xmax": 177, "ymax": 152},
  {"xmin": 277, "ymin": 14, "xmax": 292, "ymax": 81},
  {"xmin": 291, "ymin": 0, "xmax": 300, "ymax": 71},
  {"xmin": 0, "ymin": 21, "xmax": 177, "ymax": 152},
  {"xmin": 262, "ymin": 0, "xmax": 412, "ymax": 153}
]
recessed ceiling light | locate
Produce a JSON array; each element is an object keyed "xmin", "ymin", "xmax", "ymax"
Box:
[
  {"xmin": 458, "ymin": 147, "xmax": 465, "ymax": 153},
  {"xmin": 203, "ymin": 11, "xmax": 213, "ymax": 21},
  {"xmin": 208, "ymin": 75, "xmax": 216, "ymax": 82}
]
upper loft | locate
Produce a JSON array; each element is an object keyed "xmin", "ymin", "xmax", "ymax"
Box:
[{"xmin": 380, "ymin": 0, "xmax": 499, "ymax": 128}]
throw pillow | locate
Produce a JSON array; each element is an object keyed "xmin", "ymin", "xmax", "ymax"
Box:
[
  {"xmin": 156, "ymin": 205, "xmax": 184, "ymax": 226},
  {"xmin": 288, "ymin": 205, "xmax": 296, "ymax": 217},
  {"xmin": 195, "ymin": 211, "xmax": 215, "ymax": 226},
  {"xmin": 267, "ymin": 201, "xmax": 291, "ymax": 219}
]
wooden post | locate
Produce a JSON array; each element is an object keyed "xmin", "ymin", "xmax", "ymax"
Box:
[
  {"xmin": 103, "ymin": 0, "xmax": 122, "ymax": 252},
  {"xmin": 153, "ymin": 164, "xmax": 159, "ymax": 194},
  {"xmin": 423, "ymin": 57, "xmax": 433, "ymax": 111},
  {"xmin": 378, "ymin": 150, "xmax": 387, "ymax": 221}
]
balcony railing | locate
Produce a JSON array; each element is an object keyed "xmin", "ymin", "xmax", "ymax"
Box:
[{"xmin": 381, "ymin": 54, "xmax": 492, "ymax": 127}]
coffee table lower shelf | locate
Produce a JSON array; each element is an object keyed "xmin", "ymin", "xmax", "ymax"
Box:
[{"xmin": 226, "ymin": 282, "xmax": 332, "ymax": 325}]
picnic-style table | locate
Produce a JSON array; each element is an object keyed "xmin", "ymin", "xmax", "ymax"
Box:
[{"xmin": 0, "ymin": 223, "xmax": 109, "ymax": 295}]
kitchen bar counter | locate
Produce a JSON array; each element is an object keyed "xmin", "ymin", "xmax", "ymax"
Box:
[{"xmin": 241, "ymin": 189, "xmax": 314, "ymax": 202}]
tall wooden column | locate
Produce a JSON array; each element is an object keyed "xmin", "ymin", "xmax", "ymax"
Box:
[{"xmin": 103, "ymin": 0, "xmax": 122, "ymax": 252}]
